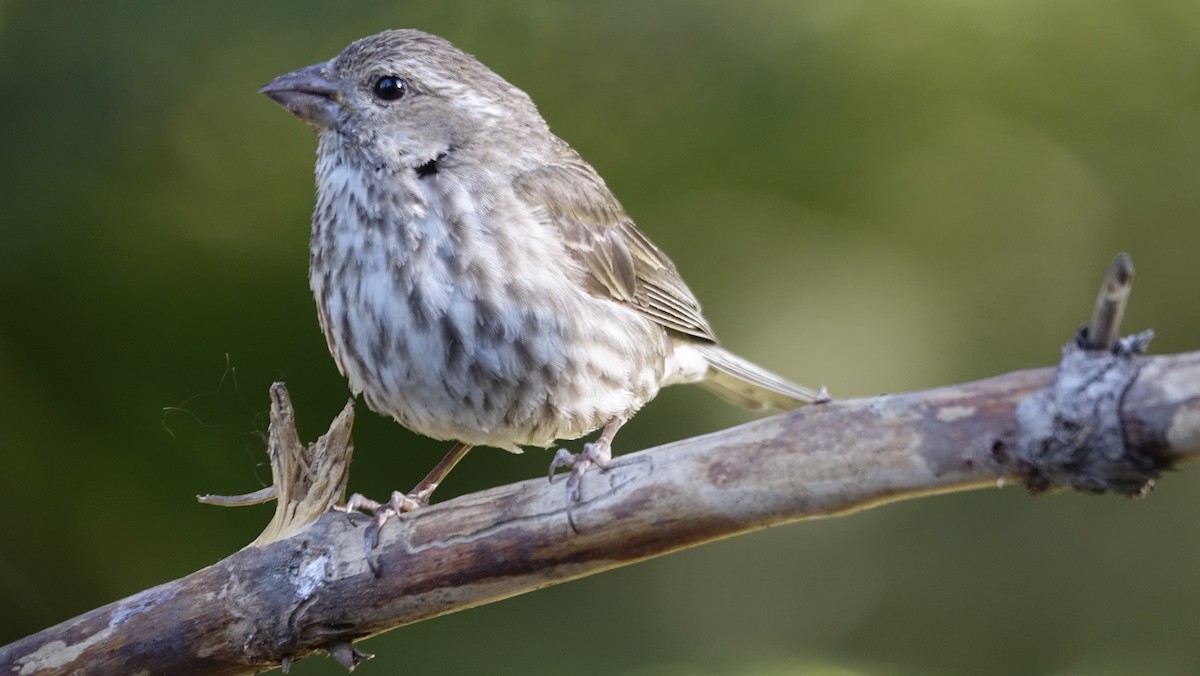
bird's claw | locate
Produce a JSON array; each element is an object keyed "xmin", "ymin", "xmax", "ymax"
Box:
[
  {"xmin": 547, "ymin": 441, "xmax": 613, "ymax": 528},
  {"xmin": 336, "ymin": 490, "xmax": 425, "ymax": 575}
]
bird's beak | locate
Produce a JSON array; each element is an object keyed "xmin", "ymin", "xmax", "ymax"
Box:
[{"xmin": 260, "ymin": 61, "xmax": 341, "ymax": 128}]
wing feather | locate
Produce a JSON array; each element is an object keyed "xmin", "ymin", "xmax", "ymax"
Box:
[{"xmin": 513, "ymin": 160, "xmax": 716, "ymax": 342}]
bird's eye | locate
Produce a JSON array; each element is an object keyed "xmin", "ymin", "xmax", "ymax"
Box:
[{"xmin": 372, "ymin": 75, "xmax": 407, "ymax": 101}]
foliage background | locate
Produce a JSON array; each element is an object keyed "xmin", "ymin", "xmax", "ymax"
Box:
[{"xmin": 2, "ymin": 1, "xmax": 1199, "ymax": 674}]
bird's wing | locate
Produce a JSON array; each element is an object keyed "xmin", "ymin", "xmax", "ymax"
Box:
[{"xmin": 513, "ymin": 161, "xmax": 717, "ymax": 342}]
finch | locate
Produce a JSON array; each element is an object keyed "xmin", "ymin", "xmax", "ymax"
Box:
[{"xmin": 261, "ymin": 29, "xmax": 816, "ymax": 538}]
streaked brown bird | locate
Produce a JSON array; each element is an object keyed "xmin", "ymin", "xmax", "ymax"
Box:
[{"xmin": 261, "ymin": 29, "xmax": 815, "ymax": 541}]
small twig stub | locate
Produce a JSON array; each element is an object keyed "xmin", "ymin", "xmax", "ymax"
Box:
[{"xmin": 1085, "ymin": 252, "xmax": 1135, "ymax": 352}]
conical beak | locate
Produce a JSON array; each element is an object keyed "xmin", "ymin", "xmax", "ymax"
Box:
[{"xmin": 260, "ymin": 62, "xmax": 341, "ymax": 128}]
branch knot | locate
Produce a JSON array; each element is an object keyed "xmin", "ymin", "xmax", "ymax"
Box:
[{"xmin": 1014, "ymin": 327, "xmax": 1160, "ymax": 495}]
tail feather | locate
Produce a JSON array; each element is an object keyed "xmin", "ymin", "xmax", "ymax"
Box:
[{"xmin": 693, "ymin": 343, "xmax": 816, "ymax": 411}]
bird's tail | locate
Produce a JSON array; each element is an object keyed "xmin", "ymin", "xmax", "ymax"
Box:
[{"xmin": 693, "ymin": 343, "xmax": 816, "ymax": 411}]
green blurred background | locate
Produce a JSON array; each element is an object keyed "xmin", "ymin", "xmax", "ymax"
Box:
[{"xmin": 2, "ymin": 1, "xmax": 1199, "ymax": 674}]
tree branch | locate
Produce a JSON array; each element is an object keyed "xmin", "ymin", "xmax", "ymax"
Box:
[{"xmin": 3, "ymin": 255, "xmax": 1198, "ymax": 675}]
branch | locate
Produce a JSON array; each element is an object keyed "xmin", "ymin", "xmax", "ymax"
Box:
[{"xmin": 3, "ymin": 255, "xmax": 1198, "ymax": 675}]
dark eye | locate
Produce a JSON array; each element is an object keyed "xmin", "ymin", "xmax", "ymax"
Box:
[{"xmin": 372, "ymin": 75, "xmax": 407, "ymax": 101}]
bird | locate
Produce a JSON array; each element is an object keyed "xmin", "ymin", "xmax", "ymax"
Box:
[{"xmin": 260, "ymin": 28, "xmax": 816, "ymax": 544}]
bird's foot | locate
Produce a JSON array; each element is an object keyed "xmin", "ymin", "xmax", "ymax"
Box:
[
  {"xmin": 334, "ymin": 442, "xmax": 474, "ymax": 574},
  {"xmin": 336, "ymin": 490, "xmax": 426, "ymax": 575},
  {"xmin": 548, "ymin": 440, "xmax": 612, "ymax": 509},
  {"xmin": 547, "ymin": 419, "xmax": 624, "ymax": 530}
]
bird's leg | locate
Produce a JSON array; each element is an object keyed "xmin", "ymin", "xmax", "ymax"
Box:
[
  {"xmin": 339, "ymin": 441, "xmax": 473, "ymax": 573},
  {"xmin": 548, "ymin": 417, "xmax": 625, "ymax": 506},
  {"xmin": 408, "ymin": 440, "xmax": 475, "ymax": 505}
]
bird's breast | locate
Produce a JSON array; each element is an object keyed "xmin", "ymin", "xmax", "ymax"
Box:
[{"xmin": 307, "ymin": 157, "xmax": 670, "ymax": 449}]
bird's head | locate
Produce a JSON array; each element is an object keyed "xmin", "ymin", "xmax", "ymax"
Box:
[{"xmin": 260, "ymin": 29, "xmax": 546, "ymax": 168}]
